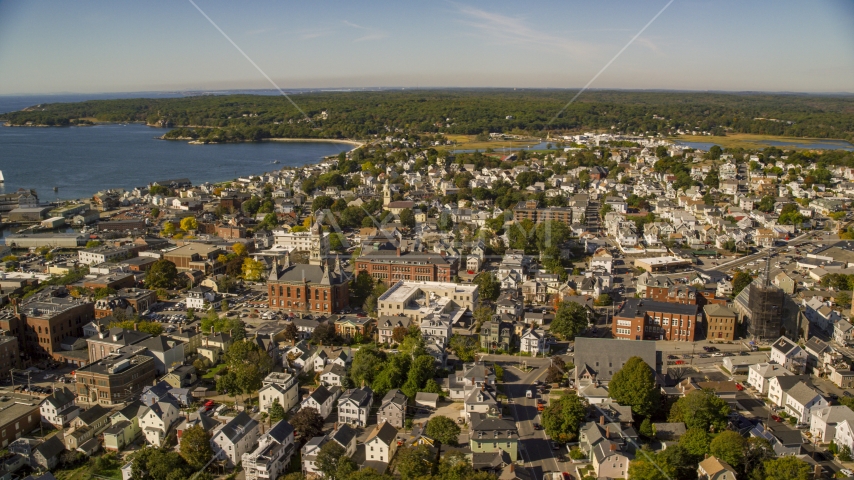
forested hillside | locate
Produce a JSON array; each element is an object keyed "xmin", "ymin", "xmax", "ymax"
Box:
[{"xmin": 2, "ymin": 89, "xmax": 853, "ymax": 142}]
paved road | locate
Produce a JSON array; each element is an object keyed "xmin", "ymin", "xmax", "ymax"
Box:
[
  {"xmin": 502, "ymin": 364, "xmax": 571, "ymax": 477},
  {"xmin": 697, "ymin": 230, "xmax": 817, "ymax": 272}
]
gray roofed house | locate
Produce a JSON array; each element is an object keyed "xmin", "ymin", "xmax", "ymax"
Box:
[
  {"xmin": 330, "ymin": 423, "xmax": 358, "ymax": 450},
  {"xmin": 750, "ymin": 422, "xmax": 803, "ymax": 456},
  {"xmin": 33, "ymin": 436, "xmax": 65, "ymax": 471},
  {"xmin": 338, "ymin": 387, "xmax": 373, "ymax": 427},
  {"xmin": 652, "ymin": 422, "xmax": 687, "ymax": 442},
  {"xmin": 320, "ymin": 363, "xmax": 347, "ymax": 387},
  {"xmin": 470, "ymin": 413, "xmax": 519, "ymax": 461},
  {"xmin": 574, "ymin": 337, "xmax": 660, "ymax": 388},
  {"xmin": 811, "ymin": 405, "xmax": 854, "ymax": 442},
  {"xmin": 212, "ymin": 412, "xmax": 260, "ymax": 466},
  {"xmin": 784, "ymin": 381, "xmax": 828, "ymax": 424},
  {"xmin": 242, "ymin": 420, "xmax": 296, "ymax": 480},
  {"xmin": 136, "ymin": 335, "xmax": 185, "ymax": 375},
  {"xmin": 361, "ymin": 421, "xmax": 400, "ymax": 470},
  {"xmin": 39, "ymin": 386, "xmax": 79, "ymax": 428},
  {"xmin": 378, "ymin": 389, "xmax": 407, "ymax": 428},
  {"xmin": 471, "ymin": 450, "xmax": 512, "ymax": 472}
]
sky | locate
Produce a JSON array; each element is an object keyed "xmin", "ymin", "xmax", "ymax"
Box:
[{"xmin": 0, "ymin": 0, "xmax": 853, "ymax": 95}]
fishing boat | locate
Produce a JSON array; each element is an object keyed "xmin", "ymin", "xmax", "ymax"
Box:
[
  {"xmin": 271, "ymin": 160, "xmax": 280, "ymax": 164},
  {"xmin": 0, "ymin": 170, "xmax": 4, "ymax": 183}
]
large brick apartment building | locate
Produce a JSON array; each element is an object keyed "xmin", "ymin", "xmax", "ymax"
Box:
[
  {"xmin": 1, "ymin": 288, "xmax": 93, "ymax": 362},
  {"xmin": 355, "ymin": 245, "xmax": 458, "ymax": 283},
  {"xmin": 74, "ymin": 347, "xmax": 157, "ymax": 405},
  {"xmin": 512, "ymin": 200, "xmax": 573, "ymax": 224},
  {"xmin": 612, "ymin": 298, "xmax": 700, "ymax": 342}
]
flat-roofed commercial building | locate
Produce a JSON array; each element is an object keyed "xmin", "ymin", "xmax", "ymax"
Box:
[
  {"xmin": 74, "ymin": 347, "xmax": 156, "ymax": 405},
  {"xmin": 4, "ymin": 233, "xmax": 87, "ymax": 249},
  {"xmin": 634, "ymin": 256, "xmax": 692, "ymax": 273},
  {"xmin": 612, "ymin": 298, "xmax": 700, "ymax": 342},
  {"xmin": 0, "ymin": 394, "xmax": 40, "ymax": 448},
  {"xmin": 163, "ymin": 243, "xmax": 224, "ymax": 275},
  {"xmin": 377, "ymin": 280, "xmax": 478, "ymax": 322}
]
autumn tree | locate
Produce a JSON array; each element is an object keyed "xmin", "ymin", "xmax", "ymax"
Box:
[
  {"xmin": 180, "ymin": 216, "xmax": 198, "ymax": 232},
  {"xmin": 290, "ymin": 407, "xmax": 324, "ymax": 439}
]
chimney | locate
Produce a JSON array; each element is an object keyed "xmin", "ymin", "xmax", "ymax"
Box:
[
  {"xmin": 134, "ymin": 322, "xmax": 138, "ymax": 331},
  {"xmin": 509, "ymin": 464, "xmax": 514, "ymax": 472},
  {"xmin": 396, "ymin": 247, "xmax": 401, "ymax": 257},
  {"xmin": 600, "ymin": 416, "xmax": 605, "ymax": 425},
  {"xmin": 610, "ymin": 443, "xmax": 617, "ymax": 452},
  {"xmin": 814, "ymin": 465, "xmax": 822, "ymax": 480},
  {"xmin": 334, "ymin": 422, "xmax": 338, "ymax": 431},
  {"xmin": 605, "ymin": 426, "xmax": 610, "ymax": 438}
]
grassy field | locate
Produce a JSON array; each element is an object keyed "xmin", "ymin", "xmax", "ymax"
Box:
[
  {"xmin": 673, "ymin": 133, "xmax": 854, "ymax": 150},
  {"xmin": 202, "ymin": 363, "xmax": 226, "ymax": 379},
  {"xmin": 441, "ymin": 134, "xmax": 542, "ymax": 151}
]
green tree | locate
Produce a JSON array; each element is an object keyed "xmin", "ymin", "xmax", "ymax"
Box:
[
  {"xmin": 678, "ymin": 427, "xmax": 711, "ymax": 460},
  {"xmin": 425, "ymin": 415, "xmax": 461, "ymax": 445},
  {"xmin": 350, "ymin": 345, "xmax": 384, "ymax": 387},
  {"xmin": 396, "ymin": 445, "xmax": 434, "ymax": 480},
  {"xmin": 763, "ymin": 456, "xmax": 811, "ymax": 480},
  {"xmin": 315, "ymin": 441, "xmax": 346, "ymax": 480},
  {"xmin": 493, "ymin": 363, "xmax": 504, "ymax": 382},
  {"xmin": 311, "ymin": 195, "xmax": 335, "ymax": 212},
  {"xmin": 668, "ymin": 389, "xmax": 731, "ymax": 433},
  {"xmin": 731, "ymin": 271, "xmax": 753, "ymax": 296},
  {"xmin": 269, "ymin": 398, "xmax": 285, "ymax": 423},
  {"xmin": 145, "ymin": 259, "xmax": 178, "ymax": 289},
  {"xmin": 290, "ymin": 407, "xmax": 324, "ymax": 440},
  {"xmin": 329, "ymin": 233, "xmax": 345, "ymax": 251},
  {"xmin": 639, "ymin": 418, "xmax": 655, "ymax": 438},
  {"xmin": 550, "ymin": 301, "xmax": 589, "ymax": 340},
  {"xmin": 399, "ymin": 208, "xmax": 416, "ymax": 229},
  {"xmin": 449, "ymin": 334, "xmax": 478, "ymax": 362},
  {"xmin": 472, "ymin": 272, "xmax": 501, "ymax": 301},
  {"xmin": 473, "ymin": 305, "xmax": 494, "ymax": 333},
  {"xmin": 710, "ymin": 430, "xmax": 746, "ymax": 468},
  {"xmin": 757, "ymin": 195, "xmax": 775, "ymax": 213},
  {"xmin": 179, "ymin": 424, "xmax": 213, "ymax": 469},
  {"xmin": 627, "ymin": 451, "xmax": 677, "ymax": 480},
  {"xmin": 350, "ymin": 271, "xmax": 375, "ymax": 307},
  {"xmin": 85, "ymin": 240, "xmax": 102, "ymax": 248},
  {"xmin": 541, "ymin": 393, "xmax": 587, "ymax": 442},
  {"xmin": 438, "ymin": 211, "xmax": 453, "ymax": 231},
  {"xmin": 402, "ymin": 355, "xmax": 435, "ymax": 398},
  {"xmin": 594, "ymin": 294, "xmax": 612, "ymax": 306},
  {"xmin": 608, "ymin": 356, "xmax": 660, "ymax": 417},
  {"xmin": 836, "ymin": 291, "xmax": 852, "ymax": 308}
]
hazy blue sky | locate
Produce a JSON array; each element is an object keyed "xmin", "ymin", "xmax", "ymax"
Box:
[{"xmin": 0, "ymin": 0, "xmax": 853, "ymax": 95}]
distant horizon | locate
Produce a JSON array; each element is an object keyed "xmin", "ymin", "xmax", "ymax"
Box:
[{"xmin": 2, "ymin": 86, "xmax": 854, "ymax": 98}]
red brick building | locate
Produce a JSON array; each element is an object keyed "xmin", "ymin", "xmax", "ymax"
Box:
[
  {"xmin": 612, "ymin": 298, "xmax": 700, "ymax": 342},
  {"xmin": 267, "ymin": 257, "xmax": 349, "ymax": 315},
  {"xmin": 512, "ymin": 200, "xmax": 573, "ymax": 225},
  {"xmin": 355, "ymin": 247, "xmax": 457, "ymax": 282},
  {"xmin": 0, "ymin": 288, "xmax": 94, "ymax": 361}
]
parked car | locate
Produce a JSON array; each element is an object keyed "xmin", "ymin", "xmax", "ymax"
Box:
[
  {"xmin": 550, "ymin": 441, "xmax": 561, "ymax": 450},
  {"xmin": 533, "ymin": 423, "xmax": 542, "ymax": 430},
  {"xmin": 771, "ymin": 415, "xmax": 783, "ymax": 422}
]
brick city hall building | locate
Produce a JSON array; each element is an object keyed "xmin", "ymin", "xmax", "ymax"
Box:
[{"xmin": 267, "ymin": 215, "xmax": 349, "ymax": 315}]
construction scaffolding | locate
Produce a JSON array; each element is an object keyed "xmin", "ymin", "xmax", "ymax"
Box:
[{"xmin": 746, "ymin": 252, "xmax": 785, "ymax": 340}]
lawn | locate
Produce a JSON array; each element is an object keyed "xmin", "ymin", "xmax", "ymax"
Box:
[
  {"xmin": 202, "ymin": 363, "xmax": 226, "ymax": 379},
  {"xmin": 673, "ymin": 133, "xmax": 854, "ymax": 150}
]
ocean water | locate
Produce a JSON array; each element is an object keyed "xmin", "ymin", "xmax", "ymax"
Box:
[{"xmin": 0, "ymin": 92, "xmax": 353, "ymax": 201}]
